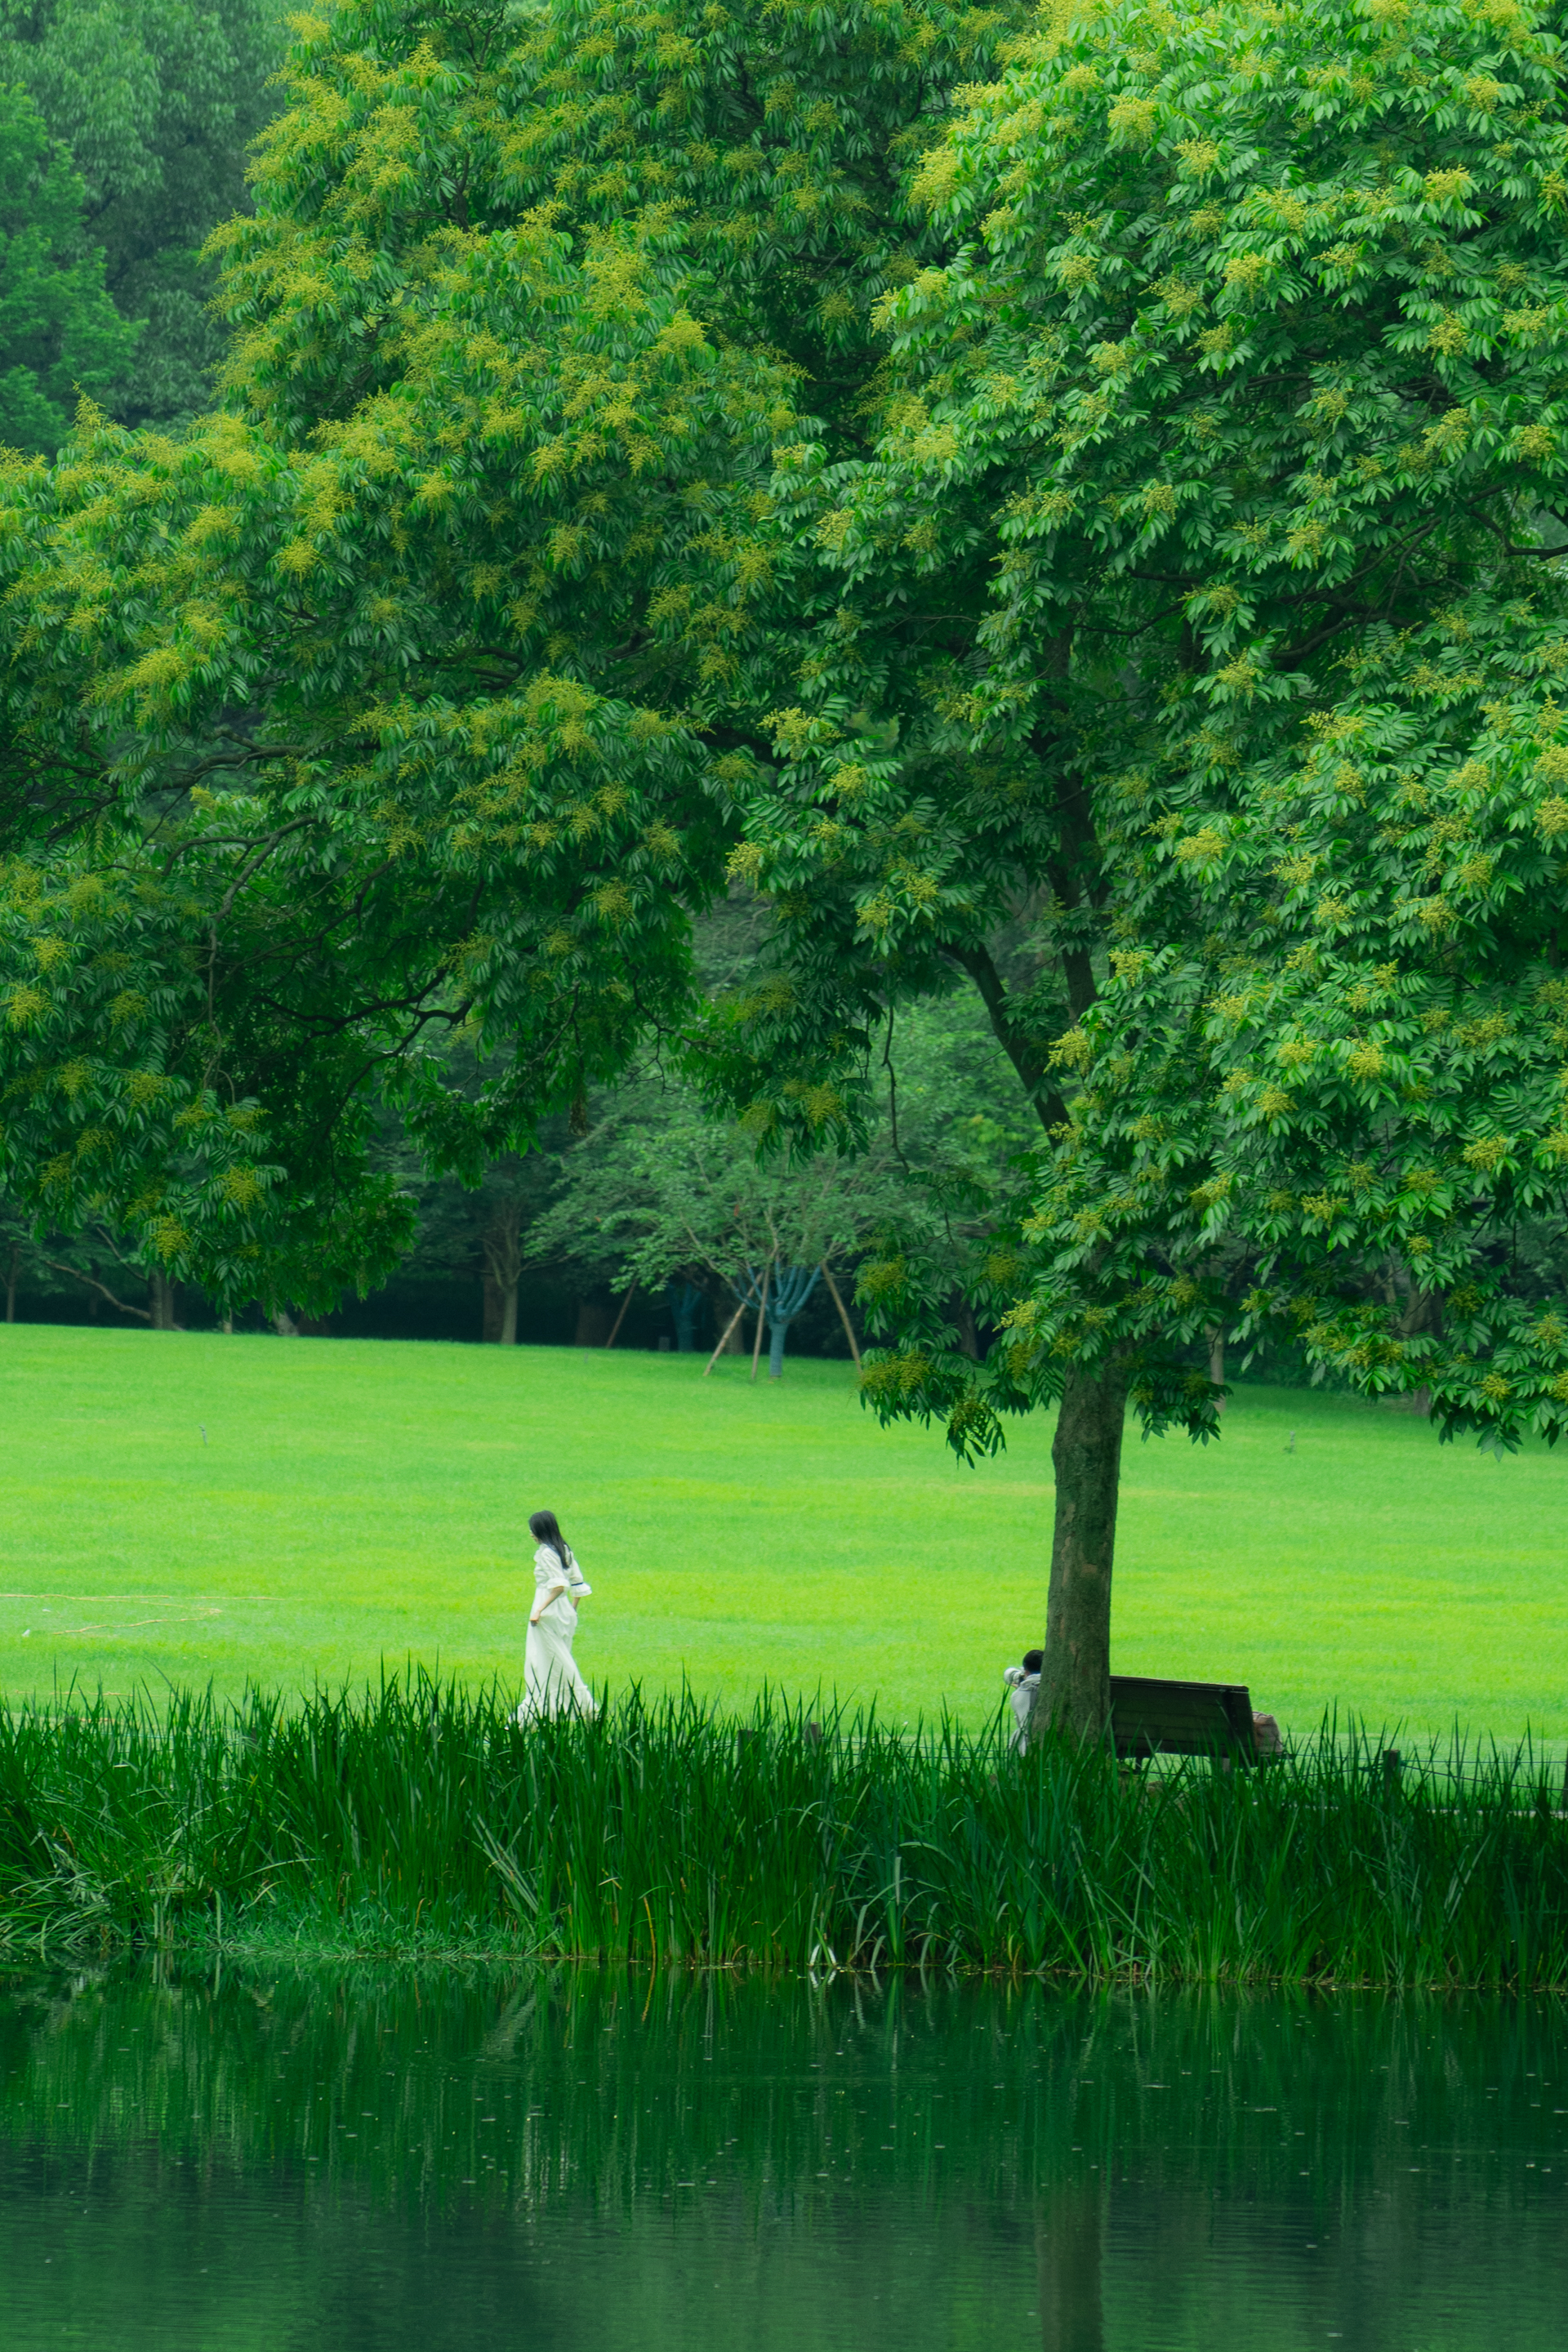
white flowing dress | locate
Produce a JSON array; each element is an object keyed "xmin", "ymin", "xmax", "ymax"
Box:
[{"xmin": 517, "ymin": 1542, "xmax": 597, "ymax": 1722}]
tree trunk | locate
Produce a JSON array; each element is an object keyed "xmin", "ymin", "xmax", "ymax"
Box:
[
  {"xmin": 482, "ymin": 1199, "xmax": 523, "ymax": 1344},
  {"xmin": 1207, "ymin": 1327, "xmax": 1226, "ymax": 1410},
  {"xmin": 1034, "ymin": 1359, "xmax": 1128, "ymax": 1744},
  {"xmin": 5, "ymin": 1246, "xmax": 16, "ymax": 1324},
  {"xmin": 820, "ymin": 1261, "xmax": 861, "ymax": 1369},
  {"xmin": 149, "ymin": 1271, "xmax": 177, "ymax": 1331}
]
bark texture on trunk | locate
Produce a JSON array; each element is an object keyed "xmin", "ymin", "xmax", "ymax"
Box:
[
  {"xmin": 149, "ymin": 1271, "xmax": 177, "ymax": 1330},
  {"xmin": 1035, "ymin": 1358, "xmax": 1127, "ymax": 1744},
  {"xmin": 574, "ymin": 1300, "xmax": 610, "ymax": 1345},
  {"xmin": 1207, "ymin": 1328, "xmax": 1226, "ymax": 1410}
]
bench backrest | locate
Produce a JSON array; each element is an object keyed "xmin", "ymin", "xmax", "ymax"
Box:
[{"xmin": 1110, "ymin": 1674, "xmax": 1256, "ymax": 1763}]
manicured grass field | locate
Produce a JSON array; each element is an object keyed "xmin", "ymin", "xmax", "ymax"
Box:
[{"xmin": 1, "ymin": 1323, "xmax": 1564, "ymax": 1740}]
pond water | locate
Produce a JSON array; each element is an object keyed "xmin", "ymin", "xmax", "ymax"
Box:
[{"xmin": 0, "ymin": 1962, "xmax": 1564, "ymax": 2350}]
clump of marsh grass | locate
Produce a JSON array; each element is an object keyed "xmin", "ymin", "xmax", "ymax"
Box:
[{"xmin": 0, "ymin": 1675, "xmax": 1563, "ymax": 1985}]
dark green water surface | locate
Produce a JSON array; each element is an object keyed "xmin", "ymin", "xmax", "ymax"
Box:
[{"xmin": 1, "ymin": 1964, "xmax": 1564, "ymax": 2350}]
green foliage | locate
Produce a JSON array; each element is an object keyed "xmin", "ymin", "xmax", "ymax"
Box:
[
  {"xmin": 0, "ymin": 79, "xmax": 137, "ymax": 449},
  {"xmin": 215, "ymin": 0, "xmax": 1021, "ymax": 435},
  {"xmin": 529, "ymin": 990, "xmax": 1024, "ymax": 1310},
  {"xmin": 0, "ymin": 208, "xmax": 786, "ymax": 1267},
  {"xmin": 1036, "ymin": 596, "xmax": 1568, "ymax": 1450},
  {"xmin": 0, "ymin": 0, "xmax": 1030, "ymax": 1295},
  {"xmin": 0, "ymin": 0, "xmax": 286, "ymax": 426},
  {"xmin": 527, "ymin": 1067, "xmax": 890, "ymax": 1297},
  {"xmin": 0, "ymin": 837, "xmax": 415, "ymax": 1313},
  {"xmin": 721, "ymin": 0, "xmax": 1568, "ymax": 1458},
  {"xmin": 2, "ymin": 1673, "xmax": 1566, "ymax": 1985}
]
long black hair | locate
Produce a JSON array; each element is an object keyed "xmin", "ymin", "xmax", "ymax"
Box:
[{"xmin": 529, "ymin": 1508, "xmax": 569, "ymax": 1568}]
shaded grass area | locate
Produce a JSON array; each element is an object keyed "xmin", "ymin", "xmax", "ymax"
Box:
[
  {"xmin": 2, "ymin": 1325, "xmax": 1567, "ymax": 1736},
  {"xmin": 2, "ymin": 1678, "xmax": 1566, "ymax": 1986}
]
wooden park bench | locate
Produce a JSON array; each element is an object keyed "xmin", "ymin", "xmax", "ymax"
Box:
[{"xmin": 1110, "ymin": 1675, "xmax": 1274, "ymax": 1767}]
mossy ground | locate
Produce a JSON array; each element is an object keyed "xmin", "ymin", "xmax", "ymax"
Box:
[{"xmin": 1, "ymin": 1323, "xmax": 1562, "ymax": 1740}]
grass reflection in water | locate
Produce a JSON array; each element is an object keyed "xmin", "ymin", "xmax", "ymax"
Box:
[{"xmin": 0, "ymin": 1964, "xmax": 1565, "ymax": 2351}]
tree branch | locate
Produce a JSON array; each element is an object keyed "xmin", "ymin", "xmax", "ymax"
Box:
[{"xmin": 42, "ymin": 1258, "xmax": 153, "ymax": 1323}]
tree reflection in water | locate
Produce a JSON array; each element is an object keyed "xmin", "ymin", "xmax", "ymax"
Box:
[{"xmin": 0, "ymin": 1964, "xmax": 1563, "ymax": 2350}]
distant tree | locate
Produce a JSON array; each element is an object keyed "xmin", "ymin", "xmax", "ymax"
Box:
[
  {"xmin": 529, "ymin": 994, "xmax": 1025, "ymax": 1374},
  {"xmin": 0, "ymin": 81, "xmax": 137, "ymax": 449},
  {"xmin": 0, "ymin": 0, "xmax": 284, "ymax": 426},
  {"xmin": 525, "ymin": 1071, "xmax": 886, "ymax": 1376}
]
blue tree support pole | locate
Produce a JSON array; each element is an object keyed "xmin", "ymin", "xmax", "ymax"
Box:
[{"xmin": 765, "ymin": 1265, "xmax": 822, "ymax": 1379}]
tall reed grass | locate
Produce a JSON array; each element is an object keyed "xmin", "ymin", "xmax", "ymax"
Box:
[{"xmin": 0, "ymin": 1676, "xmax": 1564, "ymax": 1984}]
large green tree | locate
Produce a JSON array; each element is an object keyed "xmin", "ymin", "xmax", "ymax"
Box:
[
  {"xmin": 0, "ymin": 0, "xmax": 1019, "ymax": 1302},
  {"xmin": 702, "ymin": 0, "xmax": 1568, "ymax": 1731}
]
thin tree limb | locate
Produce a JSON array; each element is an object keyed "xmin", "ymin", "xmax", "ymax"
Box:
[
  {"xmin": 702, "ymin": 1296, "xmax": 748, "ymax": 1375},
  {"xmin": 604, "ymin": 1284, "xmax": 638, "ymax": 1348},
  {"xmin": 42, "ymin": 1258, "xmax": 153, "ymax": 1323},
  {"xmin": 819, "ymin": 1259, "xmax": 862, "ymax": 1370},
  {"xmin": 750, "ymin": 1258, "xmax": 773, "ymax": 1384}
]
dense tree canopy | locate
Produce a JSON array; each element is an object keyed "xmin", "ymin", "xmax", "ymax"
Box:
[
  {"xmin": 1057, "ymin": 593, "xmax": 1568, "ymax": 1447},
  {"xmin": 0, "ymin": 0, "xmax": 1020, "ymax": 1304}
]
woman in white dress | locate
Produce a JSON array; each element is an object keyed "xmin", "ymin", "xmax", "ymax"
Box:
[{"xmin": 517, "ymin": 1508, "xmax": 597, "ymax": 1723}]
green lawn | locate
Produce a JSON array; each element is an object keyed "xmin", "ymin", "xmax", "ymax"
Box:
[{"xmin": 0, "ymin": 1324, "xmax": 1563, "ymax": 1741}]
